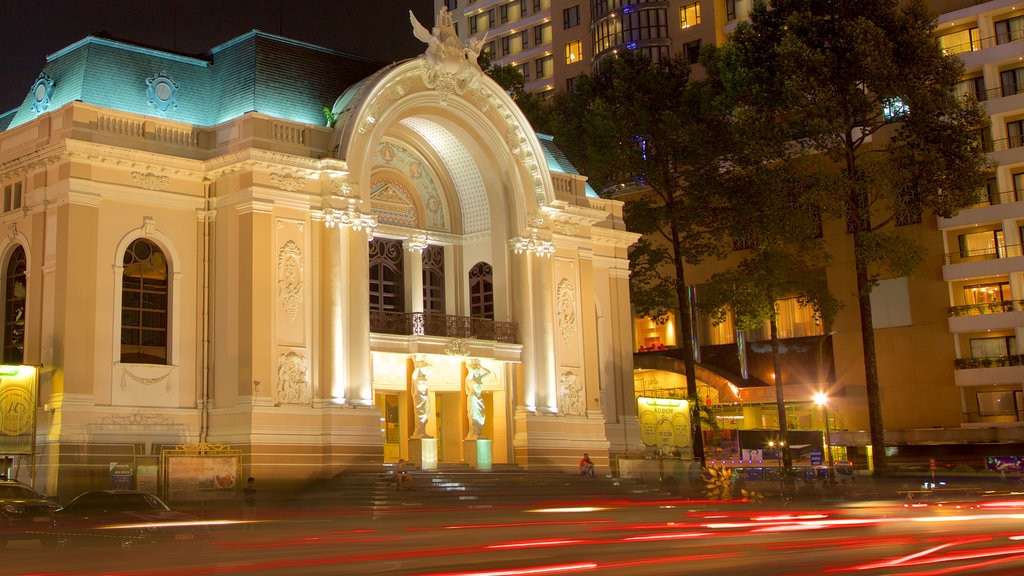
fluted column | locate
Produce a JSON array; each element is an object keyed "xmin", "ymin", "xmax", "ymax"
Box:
[
  {"xmin": 510, "ymin": 246, "xmax": 536, "ymax": 412},
  {"xmin": 344, "ymin": 224, "xmax": 374, "ymax": 405},
  {"xmin": 318, "ymin": 193, "xmax": 377, "ymax": 405},
  {"xmin": 404, "ymin": 236, "xmax": 426, "ymax": 317},
  {"xmin": 531, "ymin": 252, "xmax": 558, "ymax": 414},
  {"xmin": 509, "ymin": 233, "xmax": 556, "ymax": 413},
  {"xmin": 322, "ymin": 223, "xmax": 345, "ymax": 403}
]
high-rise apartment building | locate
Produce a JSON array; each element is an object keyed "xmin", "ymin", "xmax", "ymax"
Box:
[{"xmin": 468, "ymin": 0, "xmax": 1024, "ymax": 470}]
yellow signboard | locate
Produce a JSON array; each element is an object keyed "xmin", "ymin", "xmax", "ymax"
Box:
[
  {"xmin": 637, "ymin": 396, "xmax": 690, "ymax": 454},
  {"xmin": 0, "ymin": 365, "xmax": 38, "ymax": 455}
]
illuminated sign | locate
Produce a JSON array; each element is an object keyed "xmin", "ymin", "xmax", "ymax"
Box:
[
  {"xmin": 0, "ymin": 365, "xmax": 38, "ymax": 455},
  {"xmin": 637, "ymin": 396, "xmax": 690, "ymax": 454}
]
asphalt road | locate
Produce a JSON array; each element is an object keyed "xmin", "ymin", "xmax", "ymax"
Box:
[{"xmin": 7, "ymin": 492, "xmax": 1024, "ymax": 575}]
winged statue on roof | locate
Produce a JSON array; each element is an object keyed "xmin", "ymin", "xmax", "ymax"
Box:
[{"xmin": 410, "ymin": 7, "xmax": 487, "ymax": 102}]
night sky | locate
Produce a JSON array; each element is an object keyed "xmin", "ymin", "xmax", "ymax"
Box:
[{"xmin": 0, "ymin": 0, "xmax": 435, "ymax": 113}]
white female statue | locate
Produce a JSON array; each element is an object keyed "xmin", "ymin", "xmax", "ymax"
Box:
[
  {"xmin": 466, "ymin": 359, "xmax": 490, "ymax": 439},
  {"xmin": 412, "ymin": 356, "xmax": 432, "ymax": 438}
]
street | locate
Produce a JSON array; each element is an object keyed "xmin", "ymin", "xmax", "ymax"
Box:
[{"xmin": 7, "ymin": 487, "xmax": 1024, "ymax": 575}]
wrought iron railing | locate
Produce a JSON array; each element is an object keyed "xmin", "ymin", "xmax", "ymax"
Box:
[
  {"xmin": 944, "ymin": 244, "xmax": 1024, "ymax": 265},
  {"xmin": 962, "ymin": 410, "xmax": 1022, "ymax": 424},
  {"xmin": 369, "ymin": 310, "xmax": 519, "ymax": 344},
  {"xmin": 955, "ymin": 354, "xmax": 1024, "ymax": 369},
  {"xmin": 948, "ymin": 299, "xmax": 1024, "ymax": 317}
]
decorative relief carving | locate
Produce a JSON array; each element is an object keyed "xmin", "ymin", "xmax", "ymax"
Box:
[
  {"xmin": 559, "ymin": 371, "xmax": 585, "ymax": 416},
  {"xmin": 276, "ymin": 352, "xmax": 311, "ymax": 405},
  {"xmin": 557, "ymin": 278, "xmax": 578, "ymax": 345},
  {"xmin": 372, "ymin": 142, "xmax": 446, "ymax": 230},
  {"xmin": 98, "ymin": 412, "xmax": 174, "ymax": 426},
  {"xmin": 120, "ymin": 366, "xmax": 172, "ymax": 394},
  {"xmin": 277, "ymin": 240, "xmax": 304, "ymax": 321},
  {"xmin": 131, "ymin": 171, "xmax": 169, "ymax": 191},
  {"xmin": 330, "ymin": 178, "xmax": 358, "ymax": 198},
  {"xmin": 270, "ymin": 172, "xmax": 306, "ymax": 192},
  {"xmin": 444, "ymin": 338, "xmax": 471, "ymax": 357}
]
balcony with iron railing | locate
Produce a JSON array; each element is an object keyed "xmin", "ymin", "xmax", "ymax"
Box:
[
  {"xmin": 948, "ymin": 299, "xmax": 1024, "ymax": 317},
  {"xmin": 962, "ymin": 409, "xmax": 1023, "ymax": 425},
  {"xmin": 944, "ymin": 243, "xmax": 1023, "ymax": 265},
  {"xmin": 369, "ymin": 310, "xmax": 519, "ymax": 344},
  {"xmin": 941, "ymin": 27, "xmax": 1024, "ymax": 57},
  {"xmin": 955, "ymin": 353, "xmax": 1024, "ymax": 369}
]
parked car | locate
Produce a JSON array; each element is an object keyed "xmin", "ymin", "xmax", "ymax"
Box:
[
  {"xmin": 53, "ymin": 490, "xmax": 210, "ymax": 550},
  {"xmin": 0, "ymin": 479, "xmax": 58, "ymax": 548}
]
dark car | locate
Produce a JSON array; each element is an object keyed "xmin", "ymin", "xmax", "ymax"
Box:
[
  {"xmin": 54, "ymin": 490, "xmax": 210, "ymax": 550},
  {"xmin": 0, "ymin": 479, "xmax": 58, "ymax": 548}
]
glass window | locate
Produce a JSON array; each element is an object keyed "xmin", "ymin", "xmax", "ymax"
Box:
[
  {"xmin": 683, "ymin": 39, "xmax": 701, "ymax": 65},
  {"xmin": 963, "ymin": 282, "xmax": 1011, "ymax": 305},
  {"xmin": 369, "ymin": 239, "xmax": 404, "ymax": 313},
  {"xmin": 1001, "ymin": 67, "xmax": 1024, "ymax": 97},
  {"xmin": 501, "ymin": 3, "xmax": 509, "ymax": 23},
  {"xmin": 995, "ymin": 15, "xmax": 1024, "ymax": 45},
  {"xmin": 938, "ymin": 27, "xmax": 981, "ymax": 55},
  {"xmin": 1009, "ymin": 119, "xmax": 1024, "ymax": 149},
  {"xmin": 954, "ymin": 77, "xmax": 986, "ymax": 102},
  {"xmin": 469, "ymin": 262, "xmax": 494, "ymax": 320},
  {"xmin": 564, "ymin": 5, "xmax": 580, "ymax": 28},
  {"xmin": 565, "ymin": 40, "xmax": 583, "ymax": 64},
  {"xmin": 3, "ymin": 182, "xmax": 21, "ymax": 213},
  {"xmin": 970, "ymin": 335, "xmax": 1015, "ymax": 358},
  {"xmin": 3, "ymin": 246, "xmax": 26, "ymax": 364},
  {"xmin": 977, "ymin": 390, "xmax": 1016, "ymax": 416},
  {"xmin": 680, "ymin": 2, "xmax": 700, "ymax": 28},
  {"xmin": 121, "ymin": 238, "xmax": 168, "ymax": 364},
  {"xmin": 958, "ymin": 230, "xmax": 1005, "ymax": 260},
  {"xmin": 422, "ymin": 245, "xmax": 445, "ymax": 315}
]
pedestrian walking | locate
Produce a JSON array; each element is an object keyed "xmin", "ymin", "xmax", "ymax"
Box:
[{"xmin": 242, "ymin": 476, "xmax": 257, "ymax": 530}]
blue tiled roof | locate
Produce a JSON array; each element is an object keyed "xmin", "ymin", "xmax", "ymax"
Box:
[
  {"xmin": 3, "ymin": 31, "xmax": 385, "ymax": 130},
  {"xmin": 537, "ymin": 133, "xmax": 597, "ymax": 198}
]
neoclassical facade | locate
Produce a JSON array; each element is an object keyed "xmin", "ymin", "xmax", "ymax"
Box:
[{"xmin": 0, "ymin": 10, "xmax": 640, "ymax": 498}]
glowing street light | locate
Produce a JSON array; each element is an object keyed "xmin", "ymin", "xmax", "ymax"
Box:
[{"xmin": 813, "ymin": 392, "xmax": 835, "ymax": 480}]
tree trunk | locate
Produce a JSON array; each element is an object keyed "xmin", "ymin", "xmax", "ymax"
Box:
[
  {"xmin": 854, "ymin": 230, "xmax": 888, "ymax": 476},
  {"xmin": 673, "ymin": 228, "xmax": 705, "ymax": 466},
  {"xmin": 770, "ymin": 318, "xmax": 791, "ymax": 468}
]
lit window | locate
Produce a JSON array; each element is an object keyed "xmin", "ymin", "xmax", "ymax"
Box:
[
  {"xmin": 3, "ymin": 246, "xmax": 26, "ymax": 364},
  {"xmin": 565, "ymin": 40, "xmax": 583, "ymax": 64},
  {"xmin": 680, "ymin": 2, "xmax": 700, "ymax": 28}
]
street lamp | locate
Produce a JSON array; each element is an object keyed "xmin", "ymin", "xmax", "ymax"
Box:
[{"xmin": 813, "ymin": 392, "xmax": 835, "ymax": 481}]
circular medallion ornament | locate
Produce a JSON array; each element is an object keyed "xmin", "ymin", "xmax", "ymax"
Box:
[
  {"xmin": 29, "ymin": 73, "xmax": 54, "ymax": 114},
  {"xmin": 146, "ymin": 72, "xmax": 179, "ymax": 113},
  {"xmin": 0, "ymin": 387, "xmax": 33, "ymax": 436}
]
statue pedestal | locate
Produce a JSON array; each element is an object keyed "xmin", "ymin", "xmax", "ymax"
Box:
[
  {"xmin": 410, "ymin": 437, "xmax": 438, "ymax": 470},
  {"xmin": 464, "ymin": 438, "xmax": 492, "ymax": 471}
]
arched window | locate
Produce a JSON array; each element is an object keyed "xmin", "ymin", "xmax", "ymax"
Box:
[
  {"xmin": 369, "ymin": 239, "xmax": 404, "ymax": 312},
  {"xmin": 121, "ymin": 238, "xmax": 168, "ymax": 364},
  {"xmin": 469, "ymin": 262, "xmax": 493, "ymax": 320},
  {"xmin": 422, "ymin": 245, "xmax": 445, "ymax": 314},
  {"xmin": 3, "ymin": 246, "xmax": 26, "ymax": 364}
]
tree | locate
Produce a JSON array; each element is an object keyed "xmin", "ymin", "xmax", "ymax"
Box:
[
  {"xmin": 698, "ymin": 156, "xmax": 841, "ymax": 470},
  {"xmin": 549, "ymin": 51, "xmax": 731, "ymax": 464},
  {"xmin": 706, "ymin": 0, "xmax": 991, "ymax": 475}
]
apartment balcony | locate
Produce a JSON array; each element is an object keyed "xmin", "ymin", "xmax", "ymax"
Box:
[
  {"xmin": 948, "ymin": 300, "xmax": 1024, "ymax": 333},
  {"xmin": 962, "ymin": 409, "xmax": 1023, "ymax": 425},
  {"xmin": 953, "ymin": 355, "xmax": 1024, "ymax": 387},
  {"xmin": 942, "ymin": 244, "xmax": 1024, "ymax": 281},
  {"xmin": 938, "ymin": 192, "xmax": 1024, "ymax": 229},
  {"xmin": 369, "ymin": 310, "xmax": 519, "ymax": 344}
]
